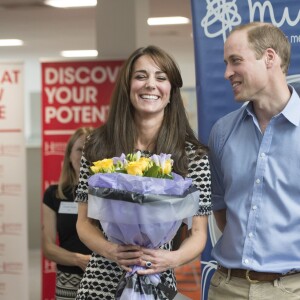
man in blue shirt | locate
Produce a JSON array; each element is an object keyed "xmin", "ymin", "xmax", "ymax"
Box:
[{"xmin": 208, "ymin": 22, "xmax": 300, "ymax": 299}]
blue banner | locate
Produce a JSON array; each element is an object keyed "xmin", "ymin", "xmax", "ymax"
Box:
[{"xmin": 191, "ymin": 1, "xmax": 300, "ymax": 299}]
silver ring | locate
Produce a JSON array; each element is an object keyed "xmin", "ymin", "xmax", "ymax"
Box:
[{"xmin": 145, "ymin": 261, "xmax": 152, "ymax": 268}]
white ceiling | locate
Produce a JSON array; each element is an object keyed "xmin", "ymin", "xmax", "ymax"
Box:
[{"xmin": 0, "ymin": 0, "xmax": 194, "ymax": 60}]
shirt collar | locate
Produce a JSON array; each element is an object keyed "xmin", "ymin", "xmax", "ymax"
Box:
[
  {"xmin": 281, "ymin": 85, "xmax": 300, "ymax": 126},
  {"xmin": 244, "ymin": 85, "xmax": 300, "ymax": 126}
]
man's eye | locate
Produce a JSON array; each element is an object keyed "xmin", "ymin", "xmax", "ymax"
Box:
[{"xmin": 232, "ymin": 58, "xmax": 241, "ymax": 64}]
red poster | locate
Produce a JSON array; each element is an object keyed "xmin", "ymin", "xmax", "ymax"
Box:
[{"xmin": 41, "ymin": 60, "xmax": 124, "ymax": 300}]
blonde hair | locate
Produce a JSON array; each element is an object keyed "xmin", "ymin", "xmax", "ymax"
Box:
[{"xmin": 57, "ymin": 127, "xmax": 93, "ymax": 199}]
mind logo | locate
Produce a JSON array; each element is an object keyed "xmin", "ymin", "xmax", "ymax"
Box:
[
  {"xmin": 201, "ymin": 0, "xmax": 241, "ymax": 42},
  {"xmin": 201, "ymin": 0, "xmax": 300, "ymax": 42}
]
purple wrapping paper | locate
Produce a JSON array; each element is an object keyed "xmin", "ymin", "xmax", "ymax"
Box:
[
  {"xmin": 88, "ymin": 172, "xmax": 192, "ymax": 195},
  {"xmin": 87, "ymin": 172, "xmax": 200, "ymax": 300}
]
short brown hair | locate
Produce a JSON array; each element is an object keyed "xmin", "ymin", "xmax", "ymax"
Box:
[{"xmin": 230, "ymin": 22, "xmax": 290, "ymax": 74}]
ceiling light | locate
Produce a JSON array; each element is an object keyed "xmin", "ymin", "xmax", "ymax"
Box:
[
  {"xmin": 0, "ymin": 39, "xmax": 23, "ymax": 46},
  {"xmin": 60, "ymin": 50, "xmax": 98, "ymax": 58},
  {"xmin": 45, "ymin": 0, "xmax": 97, "ymax": 8},
  {"xmin": 147, "ymin": 17, "xmax": 190, "ymax": 26}
]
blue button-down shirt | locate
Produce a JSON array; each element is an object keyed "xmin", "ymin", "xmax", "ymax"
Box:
[{"xmin": 208, "ymin": 87, "xmax": 300, "ymax": 273}]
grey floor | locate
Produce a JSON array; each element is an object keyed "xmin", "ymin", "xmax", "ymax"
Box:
[{"xmin": 29, "ymin": 249, "xmax": 42, "ymax": 300}]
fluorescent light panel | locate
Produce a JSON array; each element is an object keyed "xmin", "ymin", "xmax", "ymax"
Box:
[
  {"xmin": 61, "ymin": 50, "xmax": 98, "ymax": 58},
  {"xmin": 45, "ymin": 0, "xmax": 97, "ymax": 8},
  {"xmin": 0, "ymin": 39, "xmax": 23, "ymax": 46},
  {"xmin": 147, "ymin": 16, "xmax": 190, "ymax": 26}
]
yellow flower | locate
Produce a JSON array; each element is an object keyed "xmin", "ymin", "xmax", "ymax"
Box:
[
  {"xmin": 92, "ymin": 158, "xmax": 114, "ymax": 173},
  {"xmin": 90, "ymin": 165, "xmax": 101, "ymax": 174},
  {"xmin": 138, "ymin": 157, "xmax": 152, "ymax": 171},
  {"xmin": 162, "ymin": 159, "xmax": 172, "ymax": 175},
  {"xmin": 126, "ymin": 161, "xmax": 144, "ymax": 176},
  {"xmin": 90, "ymin": 153, "xmax": 173, "ymax": 178}
]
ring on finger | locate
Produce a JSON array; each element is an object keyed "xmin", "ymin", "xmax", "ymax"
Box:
[{"xmin": 145, "ymin": 261, "xmax": 152, "ymax": 268}]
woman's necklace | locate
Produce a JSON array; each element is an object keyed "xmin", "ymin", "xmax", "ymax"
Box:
[{"xmin": 135, "ymin": 149, "xmax": 153, "ymax": 157}]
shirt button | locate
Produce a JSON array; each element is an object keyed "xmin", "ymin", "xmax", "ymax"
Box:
[
  {"xmin": 260, "ymin": 153, "xmax": 266, "ymax": 158},
  {"xmin": 244, "ymin": 259, "xmax": 249, "ymax": 264},
  {"xmin": 256, "ymin": 179, "xmax": 260, "ymax": 184},
  {"xmin": 252, "ymin": 205, "xmax": 257, "ymax": 210},
  {"xmin": 248, "ymin": 232, "xmax": 254, "ymax": 238}
]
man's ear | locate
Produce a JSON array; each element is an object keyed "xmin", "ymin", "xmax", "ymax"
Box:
[{"xmin": 264, "ymin": 48, "xmax": 276, "ymax": 67}]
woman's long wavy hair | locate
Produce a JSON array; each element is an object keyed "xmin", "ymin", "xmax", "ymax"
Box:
[
  {"xmin": 57, "ymin": 127, "xmax": 93, "ymax": 199},
  {"xmin": 85, "ymin": 45, "xmax": 207, "ymax": 176}
]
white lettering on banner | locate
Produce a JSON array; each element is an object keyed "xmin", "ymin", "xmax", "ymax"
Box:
[
  {"xmin": 201, "ymin": 0, "xmax": 241, "ymax": 42},
  {"xmin": 44, "ymin": 142, "xmax": 66, "ymax": 156},
  {"xmin": 249, "ymin": 0, "xmax": 300, "ymax": 27},
  {"xmin": 201, "ymin": 0, "xmax": 300, "ymax": 42},
  {"xmin": 45, "ymin": 66, "xmax": 121, "ymax": 85},
  {"xmin": 45, "ymin": 105, "xmax": 109, "ymax": 124},
  {"xmin": 44, "ymin": 259, "xmax": 56, "ymax": 274},
  {"xmin": 290, "ymin": 35, "xmax": 300, "ymax": 43},
  {"xmin": 45, "ymin": 86, "xmax": 97, "ymax": 104}
]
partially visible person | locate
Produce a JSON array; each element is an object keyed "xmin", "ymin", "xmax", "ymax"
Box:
[
  {"xmin": 208, "ymin": 22, "xmax": 300, "ymax": 299},
  {"xmin": 42, "ymin": 127, "xmax": 93, "ymax": 300},
  {"xmin": 75, "ymin": 45, "xmax": 211, "ymax": 299}
]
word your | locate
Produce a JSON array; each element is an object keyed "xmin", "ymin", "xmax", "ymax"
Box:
[{"xmin": 45, "ymin": 86, "xmax": 97, "ymax": 104}]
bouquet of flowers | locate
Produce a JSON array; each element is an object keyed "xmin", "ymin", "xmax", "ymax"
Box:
[{"xmin": 87, "ymin": 152, "xmax": 200, "ymax": 300}]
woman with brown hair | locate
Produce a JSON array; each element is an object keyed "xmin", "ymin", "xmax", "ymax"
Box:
[{"xmin": 75, "ymin": 46, "xmax": 211, "ymax": 299}]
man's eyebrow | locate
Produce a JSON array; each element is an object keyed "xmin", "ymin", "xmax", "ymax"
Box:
[
  {"xmin": 229, "ymin": 54, "xmax": 242, "ymax": 59},
  {"xmin": 224, "ymin": 54, "xmax": 242, "ymax": 63}
]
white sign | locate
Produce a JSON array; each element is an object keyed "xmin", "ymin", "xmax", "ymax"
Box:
[{"xmin": 0, "ymin": 62, "xmax": 28, "ymax": 300}]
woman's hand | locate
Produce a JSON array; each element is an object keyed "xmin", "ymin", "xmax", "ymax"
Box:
[
  {"xmin": 107, "ymin": 244, "xmax": 143, "ymax": 272},
  {"xmin": 137, "ymin": 247, "xmax": 178, "ymax": 275},
  {"xmin": 136, "ymin": 215, "xmax": 208, "ymax": 275},
  {"xmin": 75, "ymin": 253, "xmax": 91, "ymax": 271},
  {"xmin": 77, "ymin": 203, "xmax": 143, "ymax": 272}
]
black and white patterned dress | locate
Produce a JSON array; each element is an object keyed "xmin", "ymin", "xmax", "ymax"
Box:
[{"xmin": 75, "ymin": 142, "xmax": 211, "ymax": 300}]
